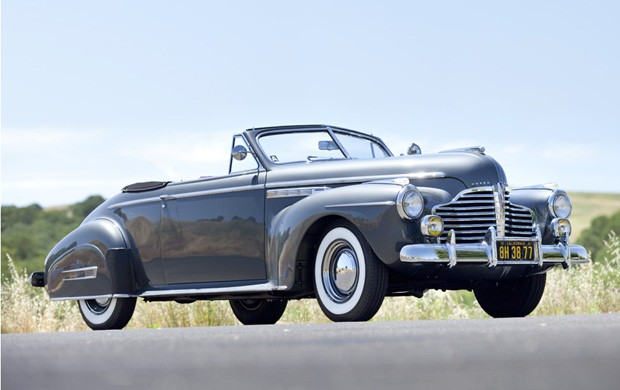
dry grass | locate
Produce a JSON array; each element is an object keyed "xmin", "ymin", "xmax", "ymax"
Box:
[
  {"xmin": 1, "ymin": 254, "xmax": 85, "ymax": 333},
  {"xmin": 2, "ymin": 233, "xmax": 618, "ymax": 333}
]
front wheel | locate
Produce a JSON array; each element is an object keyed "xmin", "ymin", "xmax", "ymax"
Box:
[
  {"xmin": 229, "ymin": 299, "xmax": 288, "ymax": 325},
  {"xmin": 474, "ymin": 273, "xmax": 546, "ymax": 318},
  {"xmin": 314, "ymin": 223, "xmax": 388, "ymax": 322},
  {"xmin": 78, "ymin": 297, "xmax": 137, "ymax": 330}
]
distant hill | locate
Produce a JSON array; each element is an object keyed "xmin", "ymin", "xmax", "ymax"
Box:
[{"xmin": 567, "ymin": 192, "xmax": 620, "ymax": 238}]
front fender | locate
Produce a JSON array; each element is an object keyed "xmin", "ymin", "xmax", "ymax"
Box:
[
  {"xmin": 510, "ymin": 187, "xmax": 556, "ymax": 243},
  {"xmin": 268, "ymin": 182, "xmax": 421, "ymax": 288},
  {"xmin": 45, "ymin": 218, "xmax": 137, "ymax": 299}
]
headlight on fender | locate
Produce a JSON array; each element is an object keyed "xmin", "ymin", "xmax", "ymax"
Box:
[
  {"xmin": 548, "ymin": 190, "xmax": 572, "ymax": 218},
  {"xmin": 551, "ymin": 218, "xmax": 572, "ymax": 238},
  {"xmin": 396, "ymin": 185, "xmax": 424, "ymax": 219},
  {"xmin": 420, "ymin": 215, "xmax": 444, "ymax": 236}
]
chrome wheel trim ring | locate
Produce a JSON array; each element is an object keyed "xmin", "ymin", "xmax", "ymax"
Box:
[
  {"xmin": 315, "ymin": 227, "xmax": 367, "ymax": 316},
  {"xmin": 86, "ymin": 298, "xmax": 111, "ymax": 314},
  {"xmin": 79, "ymin": 298, "xmax": 117, "ymax": 325}
]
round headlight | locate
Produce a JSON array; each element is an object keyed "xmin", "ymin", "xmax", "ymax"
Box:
[
  {"xmin": 548, "ymin": 190, "xmax": 572, "ymax": 218},
  {"xmin": 421, "ymin": 215, "xmax": 444, "ymax": 236},
  {"xmin": 397, "ymin": 185, "xmax": 424, "ymax": 219},
  {"xmin": 551, "ymin": 218, "xmax": 572, "ymax": 238}
]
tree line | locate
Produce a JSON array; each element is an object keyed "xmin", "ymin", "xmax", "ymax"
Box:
[{"xmin": 1, "ymin": 195, "xmax": 105, "ymax": 278}]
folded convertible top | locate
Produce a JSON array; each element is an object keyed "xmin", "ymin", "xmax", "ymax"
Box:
[{"xmin": 122, "ymin": 181, "xmax": 170, "ymax": 193}]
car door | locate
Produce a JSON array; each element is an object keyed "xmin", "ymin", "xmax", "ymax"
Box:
[{"xmin": 160, "ymin": 171, "xmax": 267, "ymax": 285}]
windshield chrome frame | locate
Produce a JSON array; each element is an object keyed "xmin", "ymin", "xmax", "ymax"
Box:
[{"xmin": 246, "ymin": 125, "xmax": 393, "ymax": 170}]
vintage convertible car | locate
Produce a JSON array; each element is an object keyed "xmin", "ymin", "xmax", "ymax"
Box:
[{"xmin": 30, "ymin": 124, "xmax": 588, "ymax": 330}]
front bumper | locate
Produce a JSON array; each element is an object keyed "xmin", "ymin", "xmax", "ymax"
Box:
[{"xmin": 400, "ymin": 227, "xmax": 589, "ymax": 269}]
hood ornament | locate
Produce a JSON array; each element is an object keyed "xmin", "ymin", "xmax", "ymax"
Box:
[{"xmin": 406, "ymin": 143, "xmax": 422, "ymax": 155}]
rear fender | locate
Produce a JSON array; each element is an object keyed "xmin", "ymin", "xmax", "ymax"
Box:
[{"xmin": 45, "ymin": 218, "xmax": 137, "ymax": 300}]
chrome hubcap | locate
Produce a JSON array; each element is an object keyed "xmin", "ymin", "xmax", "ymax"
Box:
[
  {"xmin": 86, "ymin": 298, "xmax": 111, "ymax": 314},
  {"xmin": 322, "ymin": 240, "xmax": 359, "ymax": 303},
  {"xmin": 334, "ymin": 250, "xmax": 357, "ymax": 293}
]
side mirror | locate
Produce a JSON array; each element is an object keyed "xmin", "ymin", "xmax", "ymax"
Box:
[
  {"xmin": 232, "ymin": 145, "xmax": 249, "ymax": 161},
  {"xmin": 407, "ymin": 143, "xmax": 422, "ymax": 155},
  {"xmin": 318, "ymin": 140, "xmax": 339, "ymax": 151}
]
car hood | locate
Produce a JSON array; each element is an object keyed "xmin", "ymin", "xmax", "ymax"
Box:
[{"xmin": 266, "ymin": 150, "xmax": 507, "ymax": 191}]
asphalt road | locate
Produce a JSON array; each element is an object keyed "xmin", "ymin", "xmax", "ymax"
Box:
[{"xmin": 2, "ymin": 314, "xmax": 619, "ymax": 390}]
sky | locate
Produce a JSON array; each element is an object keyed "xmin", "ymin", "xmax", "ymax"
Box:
[{"xmin": 2, "ymin": 0, "xmax": 619, "ymax": 207}]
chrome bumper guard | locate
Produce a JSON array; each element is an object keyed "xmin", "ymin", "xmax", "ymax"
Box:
[{"xmin": 400, "ymin": 227, "xmax": 589, "ymax": 269}]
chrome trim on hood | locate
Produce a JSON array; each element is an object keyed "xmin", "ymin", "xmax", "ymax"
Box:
[
  {"xmin": 265, "ymin": 172, "xmax": 445, "ymax": 189},
  {"xmin": 267, "ymin": 187, "xmax": 329, "ymax": 199}
]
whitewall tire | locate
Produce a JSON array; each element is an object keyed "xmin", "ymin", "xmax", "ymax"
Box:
[
  {"xmin": 314, "ymin": 223, "xmax": 388, "ymax": 322},
  {"xmin": 78, "ymin": 297, "xmax": 136, "ymax": 330}
]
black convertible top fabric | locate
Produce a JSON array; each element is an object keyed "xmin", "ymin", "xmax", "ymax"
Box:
[{"xmin": 122, "ymin": 181, "xmax": 170, "ymax": 193}]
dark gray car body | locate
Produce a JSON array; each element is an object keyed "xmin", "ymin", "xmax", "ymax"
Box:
[{"xmin": 38, "ymin": 125, "xmax": 588, "ymax": 303}]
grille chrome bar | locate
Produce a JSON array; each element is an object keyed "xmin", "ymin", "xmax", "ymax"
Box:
[
  {"xmin": 432, "ymin": 186, "xmax": 535, "ymax": 244},
  {"xmin": 493, "ymin": 183, "xmax": 506, "ymax": 237}
]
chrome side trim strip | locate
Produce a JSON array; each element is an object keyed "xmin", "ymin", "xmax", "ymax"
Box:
[
  {"xmin": 108, "ymin": 196, "xmax": 161, "ymax": 209},
  {"xmin": 168, "ymin": 184, "xmax": 264, "ymax": 200},
  {"xmin": 139, "ymin": 281, "xmax": 287, "ymax": 298},
  {"xmin": 265, "ymin": 172, "xmax": 446, "ymax": 189},
  {"xmin": 267, "ymin": 186, "xmax": 329, "ymax": 199},
  {"xmin": 50, "ymin": 294, "xmax": 138, "ymax": 301},
  {"xmin": 62, "ymin": 266, "xmax": 98, "ymax": 281},
  {"xmin": 109, "ymin": 184, "xmax": 265, "ymax": 209},
  {"xmin": 325, "ymin": 201, "xmax": 396, "ymax": 208},
  {"xmin": 52, "ymin": 294, "xmax": 112, "ymax": 302},
  {"xmin": 367, "ymin": 177, "xmax": 411, "ymax": 186}
]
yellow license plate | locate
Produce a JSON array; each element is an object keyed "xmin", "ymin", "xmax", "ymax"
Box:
[{"xmin": 496, "ymin": 241, "xmax": 536, "ymax": 261}]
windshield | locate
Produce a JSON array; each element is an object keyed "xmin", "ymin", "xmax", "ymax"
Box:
[
  {"xmin": 334, "ymin": 131, "xmax": 390, "ymax": 159},
  {"xmin": 258, "ymin": 130, "xmax": 390, "ymax": 164}
]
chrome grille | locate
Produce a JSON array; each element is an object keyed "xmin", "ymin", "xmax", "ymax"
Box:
[{"xmin": 433, "ymin": 187, "xmax": 535, "ymax": 244}]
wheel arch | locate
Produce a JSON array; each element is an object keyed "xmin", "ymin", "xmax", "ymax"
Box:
[
  {"xmin": 45, "ymin": 218, "xmax": 138, "ymax": 300},
  {"xmin": 292, "ymin": 215, "xmax": 351, "ymax": 292},
  {"xmin": 269, "ymin": 182, "xmax": 408, "ymax": 289}
]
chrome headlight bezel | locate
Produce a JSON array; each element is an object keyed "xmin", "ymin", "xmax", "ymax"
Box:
[
  {"xmin": 396, "ymin": 185, "xmax": 425, "ymax": 220},
  {"xmin": 548, "ymin": 189, "xmax": 572, "ymax": 218}
]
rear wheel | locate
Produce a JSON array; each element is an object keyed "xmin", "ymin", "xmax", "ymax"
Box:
[
  {"xmin": 78, "ymin": 297, "xmax": 137, "ymax": 330},
  {"xmin": 314, "ymin": 223, "xmax": 388, "ymax": 322},
  {"xmin": 229, "ymin": 299, "xmax": 288, "ymax": 325},
  {"xmin": 474, "ymin": 273, "xmax": 546, "ymax": 318}
]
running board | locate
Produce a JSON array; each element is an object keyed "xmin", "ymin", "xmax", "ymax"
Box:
[
  {"xmin": 50, "ymin": 281, "xmax": 287, "ymax": 301},
  {"xmin": 139, "ymin": 281, "xmax": 287, "ymax": 298}
]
